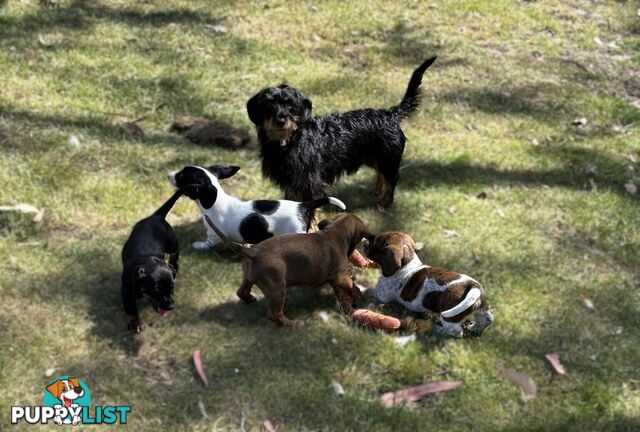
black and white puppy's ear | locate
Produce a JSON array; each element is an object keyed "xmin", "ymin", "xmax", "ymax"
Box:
[
  {"xmin": 207, "ymin": 165, "xmax": 240, "ymax": 180},
  {"xmin": 247, "ymin": 92, "xmax": 266, "ymax": 125},
  {"xmin": 181, "ymin": 184, "xmax": 218, "ymax": 209}
]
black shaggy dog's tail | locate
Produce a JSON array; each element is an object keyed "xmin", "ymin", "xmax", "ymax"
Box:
[
  {"xmin": 391, "ymin": 56, "xmax": 437, "ymax": 120},
  {"xmin": 153, "ymin": 190, "xmax": 184, "ymax": 219}
]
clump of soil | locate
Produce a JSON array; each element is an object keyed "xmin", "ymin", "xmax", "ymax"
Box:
[{"xmin": 170, "ymin": 116, "xmax": 253, "ymax": 149}]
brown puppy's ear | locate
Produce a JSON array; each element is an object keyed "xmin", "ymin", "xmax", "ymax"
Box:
[
  {"xmin": 318, "ymin": 214, "xmax": 341, "ymax": 230},
  {"xmin": 46, "ymin": 381, "xmax": 64, "ymax": 399},
  {"xmin": 380, "ymin": 247, "xmax": 403, "ymax": 277},
  {"xmin": 68, "ymin": 377, "xmax": 80, "ymax": 388}
]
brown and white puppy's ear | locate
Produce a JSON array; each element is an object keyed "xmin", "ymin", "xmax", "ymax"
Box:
[{"xmin": 46, "ymin": 380, "xmax": 64, "ymax": 399}]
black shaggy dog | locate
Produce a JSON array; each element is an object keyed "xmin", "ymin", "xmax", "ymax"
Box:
[{"xmin": 247, "ymin": 56, "xmax": 436, "ymax": 209}]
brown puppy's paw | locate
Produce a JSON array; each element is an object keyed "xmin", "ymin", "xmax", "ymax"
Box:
[
  {"xmin": 237, "ymin": 293, "xmax": 257, "ymax": 304},
  {"xmin": 270, "ymin": 315, "xmax": 296, "ymax": 327},
  {"xmin": 338, "ymin": 301, "xmax": 355, "ymax": 315},
  {"xmin": 128, "ymin": 319, "xmax": 144, "ymax": 333},
  {"xmin": 281, "ymin": 317, "xmax": 297, "ymax": 327}
]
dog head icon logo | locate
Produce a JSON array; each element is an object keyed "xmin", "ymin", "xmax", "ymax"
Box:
[{"xmin": 46, "ymin": 377, "xmax": 85, "ymax": 408}]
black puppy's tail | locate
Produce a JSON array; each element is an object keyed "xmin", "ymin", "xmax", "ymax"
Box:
[
  {"xmin": 391, "ymin": 56, "xmax": 437, "ymax": 120},
  {"xmin": 153, "ymin": 190, "xmax": 184, "ymax": 219},
  {"xmin": 204, "ymin": 215, "xmax": 256, "ymax": 260}
]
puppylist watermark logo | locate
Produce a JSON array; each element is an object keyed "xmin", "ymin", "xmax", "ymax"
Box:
[{"xmin": 10, "ymin": 375, "xmax": 131, "ymax": 426}]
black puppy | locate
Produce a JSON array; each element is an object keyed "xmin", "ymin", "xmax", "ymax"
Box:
[
  {"xmin": 247, "ymin": 57, "xmax": 436, "ymax": 209},
  {"xmin": 121, "ymin": 190, "xmax": 183, "ymax": 332}
]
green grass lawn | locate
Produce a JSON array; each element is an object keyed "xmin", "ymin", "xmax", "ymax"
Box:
[{"xmin": 1, "ymin": 0, "xmax": 639, "ymax": 430}]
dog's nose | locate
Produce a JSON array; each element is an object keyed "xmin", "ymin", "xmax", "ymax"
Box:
[
  {"xmin": 274, "ymin": 116, "xmax": 286, "ymax": 127},
  {"xmin": 73, "ymin": 387, "xmax": 82, "ymax": 394}
]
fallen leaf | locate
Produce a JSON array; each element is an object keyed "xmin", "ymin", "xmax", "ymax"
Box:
[
  {"xmin": 593, "ymin": 36, "xmax": 603, "ymax": 46},
  {"xmin": 531, "ymin": 138, "xmax": 540, "ymax": 146},
  {"xmin": 442, "ymin": 229, "xmax": 460, "ymax": 238},
  {"xmin": 204, "ymin": 24, "xmax": 227, "ymax": 33},
  {"xmin": 37, "ymin": 33, "xmax": 59, "ymax": 47},
  {"xmin": 580, "ymin": 293, "xmax": 595, "ymax": 311},
  {"xmin": 193, "ymin": 349, "xmax": 209, "ymax": 388},
  {"xmin": 120, "ymin": 122, "xmax": 146, "ymax": 140},
  {"xmin": 380, "ymin": 381, "xmax": 463, "ymax": 407},
  {"xmin": 331, "ymin": 379, "xmax": 345, "ymax": 397},
  {"xmin": 197, "ymin": 398, "xmax": 208, "ymax": 419},
  {"xmin": 545, "ymin": 353, "xmax": 566, "ymax": 375},
  {"xmin": 624, "ymin": 181, "xmax": 637, "ymax": 195},
  {"xmin": 572, "ymin": 117, "xmax": 587, "ymax": 127},
  {"xmin": 394, "ymin": 334, "xmax": 416, "ymax": 347},
  {"xmin": 496, "ymin": 363, "xmax": 537, "ymax": 400},
  {"xmin": 447, "ymin": 206, "xmax": 456, "ymax": 214},
  {"xmin": 263, "ymin": 420, "xmax": 277, "ymax": 432}
]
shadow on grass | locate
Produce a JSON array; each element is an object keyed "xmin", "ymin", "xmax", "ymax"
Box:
[
  {"xmin": 333, "ymin": 144, "xmax": 638, "ymax": 210},
  {"xmin": 0, "ymin": 1, "xmax": 225, "ymax": 40}
]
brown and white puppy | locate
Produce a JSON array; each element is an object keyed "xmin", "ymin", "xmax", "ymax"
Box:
[
  {"xmin": 204, "ymin": 213, "xmax": 372, "ymax": 326},
  {"xmin": 46, "ymin": 377, "xmax": 84, "ymax": 425},
  {"xmin": 364, "ymin": 232, "xmax": 493, "ymax": 338}
]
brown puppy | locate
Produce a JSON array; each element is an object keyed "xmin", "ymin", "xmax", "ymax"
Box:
[
  {"xmin": 364, "ymin": 231, "xmax": 493, "ymax": 338},
  {"xmin": 205, "ymin": 213, "xmax": 372, "ymax": 326}
]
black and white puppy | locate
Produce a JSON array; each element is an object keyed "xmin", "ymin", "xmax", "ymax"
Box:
[
  {"xmin": 167, "ymin": 165, "xmax": 346, "ymax": 250},
  {"xmin": 247, "ymin": 57, "xmax": 436, "ymax": 209},
  {"xmin": 121, "ymin": 190, "xmax": 182, "ymax": 333}
]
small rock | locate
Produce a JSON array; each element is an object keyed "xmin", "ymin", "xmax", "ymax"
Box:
[
  {"xmin": 624, "ymin": 181, "xmax": 637, "ymax": 195},
  {"xmin": 45, "ymin": 368, "xmax": 55, "ymax": 377},
  {"xmin": 495, "ymin": 209, "xmax": 505, "ymax": 218},
  {"xmin": 313, "ymin": 34, "xmax": 321, "ymax": 42},
  {"xmin": 310, "ymin": 5, "xmax": 318, "ymax": 12},
  {"xmin": 593, "ymin": 36, "xmax": 603, "ymax": 46},
  {"xmin": 531, "ymin": 138, "xmax": 539, "ymax": 146},
  {"xmin": 447, "ymin": 206, "xmax": 455, "ymax": 214},
  {"xmin": 234, "ymin": 368, "xmax": 240, "ymax": 374},
  {"xmin": 317, "ymin": 310, "xmax": 330, "ymax": 322}
]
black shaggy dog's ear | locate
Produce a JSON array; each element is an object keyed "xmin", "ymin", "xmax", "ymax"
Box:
[
  {"xmin": 207, "ymin": 165, "xmax": 240, "ymax": 180},
  {"xmin": 247, "ymin": 92, "xmax": 266, "ymax": 125},
  {"xmin": 301, "ymin": 96, "xmax": 312, "ymax": 122}
]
